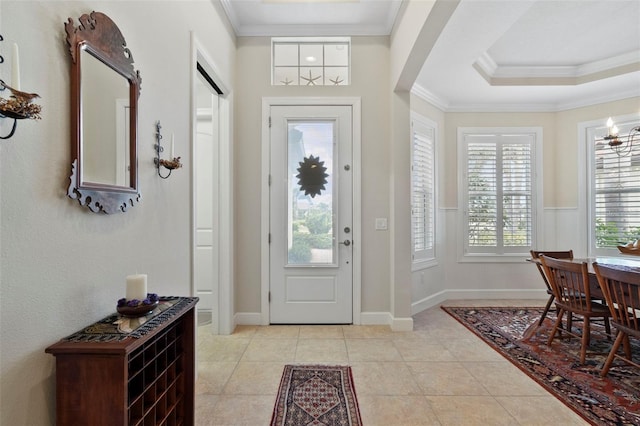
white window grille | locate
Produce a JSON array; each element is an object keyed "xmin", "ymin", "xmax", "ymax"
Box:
[
  {"xmin": 459, "ymin": 129, "xmax": 539, "ymax": 256},
  {"xmin": 411, "ymin": 115, "xmax": 436, "ymax": 262},
  {"xmin": 272, "ymin": 37, "xmax": 350, "ymax": 86}
]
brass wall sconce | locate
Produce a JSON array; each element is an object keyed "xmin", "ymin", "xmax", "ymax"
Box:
[
  {"xmin": 0, "ymin": 36, "xmax": 42, "ymax": 140},
  {"xmin": 154, "ymin": 121, "xmax": 182, "ymax": 179}
]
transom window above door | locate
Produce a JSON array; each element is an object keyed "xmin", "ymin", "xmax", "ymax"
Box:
[{"xmin": 272, "ymin": 37, "xmax": 350, "ymax": 86}]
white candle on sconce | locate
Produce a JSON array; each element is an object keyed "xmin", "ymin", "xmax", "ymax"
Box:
[
  {"xmin": 11, "ymin": 43, "xmax": 21, "ymax": 91},
  {"xmin": 126, "ymin": 274, "xmax": 147, "ymax": 301},
  {"xmin": 171, "ymin": 133, "xmax": 175, "ymax": 159}
]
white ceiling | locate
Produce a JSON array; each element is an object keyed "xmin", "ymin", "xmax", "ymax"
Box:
[{"xmin": 220, "ymin": 0, "xmax": 640, "ymax": 111}]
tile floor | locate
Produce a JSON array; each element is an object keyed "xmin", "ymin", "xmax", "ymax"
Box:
[{"xmin": 194, "ymin": 300, "xmax": 589, "ymax": 425}]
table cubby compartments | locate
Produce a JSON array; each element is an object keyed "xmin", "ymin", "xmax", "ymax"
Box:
[{"xmin": 127, "ymin": 316, "xmax": 188, "ymax": 426}]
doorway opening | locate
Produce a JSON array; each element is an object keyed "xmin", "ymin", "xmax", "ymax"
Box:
[{"xmin": 191, "ymin": 34, "xmax": 233, "ymax": 335}]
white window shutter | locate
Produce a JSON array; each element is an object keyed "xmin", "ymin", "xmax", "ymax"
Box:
[
  {"xmin": 411, "ymin": 120, "xmax": 435, "ymax": 261},
  {"xmin": 463, "ymin": 133, "xmax": 534, "ymax": 255}
]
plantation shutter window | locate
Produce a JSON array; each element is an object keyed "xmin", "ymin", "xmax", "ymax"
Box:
[
  {"xmin": 411, "ymin": 118, "xmax": 435, "ymax": 262},
  {"xmin": 592, "ymin": 122, "xmax": 640, "ymax": 250},
  {"xmin": 462, "ymin": 132, "xmax": 536, "ymax": 255}
]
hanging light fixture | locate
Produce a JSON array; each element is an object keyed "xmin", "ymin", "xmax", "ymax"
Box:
[{"xmin": 603, "ymin": 117, "xmax": 640, "ymax": 157}]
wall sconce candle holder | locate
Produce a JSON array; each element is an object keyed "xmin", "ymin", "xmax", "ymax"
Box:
[
  {"xmin": 154, "ymin": 121, "xmax": 182, "ymax": 179},
  {"xmin": 0, "ymin": 36, "xmax": 42, "ymax": 140},
  {"xmin": 602, "ymin": 117, "xmax": 640, "ymax": 157}
]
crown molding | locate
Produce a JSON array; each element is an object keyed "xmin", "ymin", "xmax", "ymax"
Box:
[
  {"xmin": 383, "ymin": 1, "xmax": 403, "ymax": 36},
  {"xmin": 410, "ymin": 84, "xmax": 448, "ymax": 111},
  {"xmin": 474, "ymin": 51, "xmax": 640, "ymax": 86},
  {"xmin": 219, "ymin": 0, "xmax": 241, "ymax": 35},
  {"xmin": 411, "ymin": 83, "xmax": 640, "ymax": 113}
]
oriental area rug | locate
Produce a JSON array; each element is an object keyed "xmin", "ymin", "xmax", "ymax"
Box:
[
  {"xmin": 270, "ymin": 364, "xmax": 363, "ymax": 426},
  {"xmin": 442, "ymin": 306, "xmax": 640, "ymax": 426}
]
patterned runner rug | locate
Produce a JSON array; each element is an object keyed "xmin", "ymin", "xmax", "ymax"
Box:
[
  {"xmin": 270, "ymin": 364, "xmax": 363, "ymax": 426},
  {"xmin": 442, "ymin": 306, "xmax": 640, "ymax": 426}
]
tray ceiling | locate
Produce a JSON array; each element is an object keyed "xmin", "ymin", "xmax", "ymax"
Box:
[{"xmin": 220, "ymin": 0, "xmax": 640, "ymax": 111}]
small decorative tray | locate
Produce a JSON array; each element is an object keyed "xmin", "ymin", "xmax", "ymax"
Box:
[
  {"xmin": 617, "ymin": 246, "xmax": 640, "ymax": 256},
  {"xmin": 117, "ymin": 300, "xmax": 159, "ymax": 317}
]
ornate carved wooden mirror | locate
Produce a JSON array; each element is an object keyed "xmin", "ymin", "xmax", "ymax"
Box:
[{"xmin": 65, "ymin": 12, "xmax": 142, "ymax": 213}]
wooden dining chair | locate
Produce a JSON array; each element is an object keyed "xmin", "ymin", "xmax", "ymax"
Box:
[
  {"xmin": 530, "ymin": 250, "xmax": 574, "ymax": 326},
  {"xmin": 540, "ymin": 256, "xmax": 612, "ymax": 364},
  {"xmin": 592, "ymin": 262, "xmax": 640, "ymax": 377}
]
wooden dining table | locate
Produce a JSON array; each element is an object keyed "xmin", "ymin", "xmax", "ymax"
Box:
[{"xmin": 528, "ymin": 255, "xmax": 640, "ymax": 301}]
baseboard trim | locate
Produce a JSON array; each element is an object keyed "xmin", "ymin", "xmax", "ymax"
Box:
[
  {"xmin": 359, "ymin": 312, "xmax": 392, "ymax": 325},
  {"xmin": 234, "ymin": 312, "xmax": 262, "ymax": 326},
  {"xmin": 234, "ymin": 288, "xmax": 547, "ymax": 330},
  {"xmin": 411, "ymin": 290, "xmax": 448, "ymax": 315},
  {"xmin": 391, "ymin": 317, "xmax": 414, "ymax": 332},
  {"xmin": 411, "ymin": 288, "xmax": 548, "ymax": 315}
]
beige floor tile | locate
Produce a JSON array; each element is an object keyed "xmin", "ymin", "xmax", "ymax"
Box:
[
  {"xmin": 197, "ymin": 326, "xmax": 215, "ymax": 348},
  {"xmin": 346, "ymin": 338, "xmax": 403, "ymax": 361},
  {"xmin": 343, "ymin": 325, "xmax": 394, "ymax": 338},
  {"xmin": 294, "ymin": 338, "xmax": 349, "ymax": 363},
  {"xmin": 393, "ymin": 338, "xmax": 456, "ymax": 362},
  {"xmin": 463, "ymin": 361, "xmax": 548, "ymax": 396},
  {"xmin": 254, "ymin": 325, "xmax": 300, "ymax": 338},
  {"xmin": 358, "ymin": 395, "xmax": 442, "ymax": 426},
  {"xmin": 412, "ymin": 319, "xmax": 471, "ymax": 340},
  {"xmin": 222, "ymin": 362, "xmax": 284, "ymax": 395},
  {"xmin": 495, "ymin": 396, "xmax": 590, "ymax": 425},
  {"xmin": 426, "ymin": 395, "xmax": 518, "ymax": 426},
  {"xmin": 193, "ymin": 299, "xmax": 587, "ymax": 425},
  {"xmin": 197, "ymin": 394, "xmax": 276, "ymax": 426},
  {"xmin": 230, "ymin": 325, "xmax": 259, "ymax": 337},
  {"xmin": 350, "ymin": 362, "xmax": 422, "ymax": 396},
  {"xmin": 299, "ymin": 325, "xmax": 345, "ymax": 339},
  {"xmin": 194, "ymin": 394, "xmax": 220, "ymax": 426},
  {"xmin": 195, "ymin": 362, "xmax": 237, "ymax": 395},
  {"xmin": 408, "ymin": 362, "xmax": 489, "ymax": 396},
  {"xmin": 240, "ymin": 338, "xmax": 297, "ymax": 362},
  {"xmin": 198, "ymin": 337, "xmax": 250, "ymax": 362},
  {"xmin": 440, "ymin": 337, "xmax": 504, "ymax": 362}
]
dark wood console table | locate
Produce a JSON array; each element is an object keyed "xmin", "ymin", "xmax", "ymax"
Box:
[{"xmin": 46, "ymin": 297, "xmax": 198, "ymax": 426}]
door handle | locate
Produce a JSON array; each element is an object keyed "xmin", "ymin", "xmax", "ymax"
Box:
[{"xmin": 339, "ymin": 239, "xmax": 351, "ymax": 246}]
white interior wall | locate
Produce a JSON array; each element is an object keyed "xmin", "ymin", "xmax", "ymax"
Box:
[
  {"xmin": 233, "ymin": 36, "xmax": 392, "ymax": 318},
  {"xmin": 0, "ymin": 2, "xmax": 235, "ymax": 424},
  {"xmin": 409, "ymin": 94, "xmax": 640, "ymax": 312}
]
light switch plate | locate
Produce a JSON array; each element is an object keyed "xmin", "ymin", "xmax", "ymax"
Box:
[{"xmin": 375, "ymin": 218, "xmax": 388, "ymax": 230}]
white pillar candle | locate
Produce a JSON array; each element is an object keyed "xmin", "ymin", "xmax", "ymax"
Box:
[
  {"xmin": 171, "ymin": 133, "xmax": 175, "ymax": 159},
  {"xmin": 126, "ymin": 274, "xmax": 148, "ymax": 301},
  {"xmin": 11, "ymin": 43, "xmax": 20, "ymax": 91}
]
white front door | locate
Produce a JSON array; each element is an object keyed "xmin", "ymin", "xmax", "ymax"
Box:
[{"xmin": 269, "ymin": 105, "xmax": 353, "ymax": 324}]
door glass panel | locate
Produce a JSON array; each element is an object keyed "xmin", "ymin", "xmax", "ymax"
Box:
[{"xmin": 287, "ymin": 121, "xmax": 336, "ymax": 265}]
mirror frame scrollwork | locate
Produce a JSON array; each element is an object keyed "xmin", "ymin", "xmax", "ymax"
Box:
[{"xmin": 65, "ymin": 11, "xmax": 142, "ymax": 213}]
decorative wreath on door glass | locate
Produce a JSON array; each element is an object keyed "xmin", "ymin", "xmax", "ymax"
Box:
[{"xmin": 296, "ymin": 155, "xmax": 329, "ymax": 198}]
